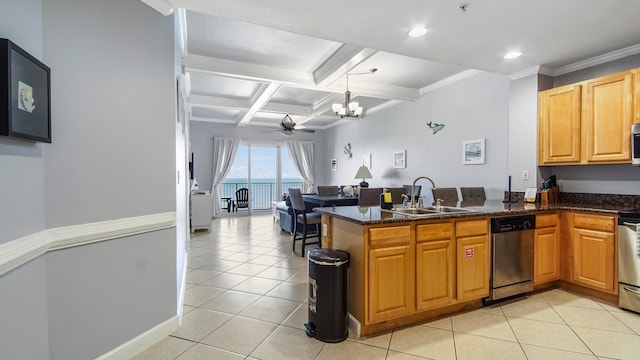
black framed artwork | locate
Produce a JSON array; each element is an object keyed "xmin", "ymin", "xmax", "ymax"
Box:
[{"xmin": 0, "ymin": 38, "xmax": 51, "ymax": 143}]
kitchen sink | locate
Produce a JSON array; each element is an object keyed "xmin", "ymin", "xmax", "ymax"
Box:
[
  {"xmin": 422, "ymin": 206, "xmax": 471, "ymax": 213},
  {"xmin": 382, "ymin": 206, "xmax": 474, "ymax": 217}
]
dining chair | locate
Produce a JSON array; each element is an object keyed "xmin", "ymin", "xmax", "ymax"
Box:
[
  {"xmin": 358, "ymin": 187, "xmax": 384, "ymax": 206},
  {"xmin": 317, "ymin": 186, "xmax": 339, "ymax": 196},
  {"xmin": 431, "ymin": 187, "xmax": 459, "ymax": 205},
  {"xmin": 234, "ymin": 188, "xmax": 249, "ymax": 212},
  {"xmin": 288, "ymin": 188, "xmax": 321, "ymax": 256},
  {"xmin": 460, "ymin": 187, "xmax": 486, "ymax": 202}
]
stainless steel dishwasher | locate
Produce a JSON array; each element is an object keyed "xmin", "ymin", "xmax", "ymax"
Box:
[
  {"xmin": 617, "ymin": 211, "xmax": 640, "ymax": 313},
  {"xmin": 487, "ymin": 214, "xmax": 536, "ymax": 302}
]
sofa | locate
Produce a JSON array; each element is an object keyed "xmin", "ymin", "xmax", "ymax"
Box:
[{"xmin": 276, "ymin": 194, "xmax": 317, "ymax": 233}]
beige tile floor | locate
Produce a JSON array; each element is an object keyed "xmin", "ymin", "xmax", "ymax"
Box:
[{"xmin": 133, "ymin": 213, "xmax": 640, "ymax": 360}]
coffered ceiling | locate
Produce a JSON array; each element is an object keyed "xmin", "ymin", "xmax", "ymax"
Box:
[{"xmin": 143, "ymin": 0, "xmax": 640, "ymax": 133}]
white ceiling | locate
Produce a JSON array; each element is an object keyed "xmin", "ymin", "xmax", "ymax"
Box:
[{"xmin": 143, "ymin": 0, "xmax": 640, "ymax": 132}]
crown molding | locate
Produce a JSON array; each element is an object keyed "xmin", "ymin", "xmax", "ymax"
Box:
[{"xmin": 553, "ymin": 43, "xmax": 640, "ymax": 76}]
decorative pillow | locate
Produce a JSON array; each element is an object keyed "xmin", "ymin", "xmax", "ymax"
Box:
[{"xmin": 342, "ymin": 185, "xmax": 354, "ymax": 197}]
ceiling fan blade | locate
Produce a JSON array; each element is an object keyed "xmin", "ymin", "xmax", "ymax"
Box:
[{"xmin": 297, "ymin": 128, "xmax": 315, "ymax": 133}]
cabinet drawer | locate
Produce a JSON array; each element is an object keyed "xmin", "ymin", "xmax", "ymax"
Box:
[
  {"xmin": 573, "ymin": 213, "xmax": 615, "ymax": 232},
  {"xmin": 455, "ymin": 219, "xmax": 488, "ymax": 237},
  {"xmin": 536, "ymin": 213, "xmax": 558, "ymax": 228},
  {"xmin": 416, "ymin": 222, "xmax": 453, "ymax": 242},
  {"xmin": 369, "ymin": 225, "xmax": 411, "ymax": 248}
]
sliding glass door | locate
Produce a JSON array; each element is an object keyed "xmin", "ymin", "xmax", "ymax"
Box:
[{"xmin": 222, "ymin": 142, "xmax": 302, "ymax": 211}]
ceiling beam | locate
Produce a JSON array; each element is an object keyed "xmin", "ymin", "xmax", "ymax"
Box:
[
  {"xmin": 184, "ymin": 54, "xmax": 314, "ymax": 85},
  {"xmin": 313, "ymin": 44, "xmax": 377, "ymax": 87},
  {"xmin": 237, "ymin": 82, "xmax": 283, "ymax": 126}
]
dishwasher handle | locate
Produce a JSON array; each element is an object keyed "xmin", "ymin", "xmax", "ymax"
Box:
[{"xmin": 623, "ymin": 286, "xmax": 640, "ymax": 296}]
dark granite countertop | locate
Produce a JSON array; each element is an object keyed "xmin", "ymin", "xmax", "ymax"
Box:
[{"xmin": 314, "ymin": 199, "xmax": 621, "ymax": 225}]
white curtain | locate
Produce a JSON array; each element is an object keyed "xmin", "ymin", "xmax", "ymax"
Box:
[
  {"xmin": 211, "ymin": 137, "xmax": 240, "ymax": 216},
  {"xmin": 286, "ymin": 140, "xmax": 315, "ymax": 193}
]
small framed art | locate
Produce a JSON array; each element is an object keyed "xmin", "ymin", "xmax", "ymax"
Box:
[
  {"xmin": 463, "ymin": 139, "xmax": 485, "ymax": 165},
  {"xmin": 393, "ymin": 150, "xmax": 406, "ymax": 168}
]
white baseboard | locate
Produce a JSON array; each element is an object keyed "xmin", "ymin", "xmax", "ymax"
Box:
[
  {"xmin": 95, "ymin": 316, "xmax": 179, "ymax": 360},
  {"xmin": 348, "ymin": 313, "xmax": 361, "ymax": 338}
]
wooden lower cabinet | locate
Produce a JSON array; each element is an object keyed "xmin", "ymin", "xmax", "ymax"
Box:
[
  {"xmin": 367, "ymin": 225, "xmax": 415, "ymax": 323},
  {"xmin": 416, "ymin": 222, "xmax": 454, "ymax": 310},
  {"xmin": 534, "ymin": 213, "xmax": 560, "ymax": 284},
  {"xmin": 455, "ymin": 219, "xmax": 490, "ymax": 301},
  {"xmin": 457, "ymin": 235, "xmax": 489, "ymax": 301},
  {"xmin": 571, "ymin": 213, "xmax": 616, "ymax": 294}
]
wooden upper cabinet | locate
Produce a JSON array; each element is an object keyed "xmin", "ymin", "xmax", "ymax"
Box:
[
  {"xmin": 538, "ymin": 84, "xmax": 582, "ymax": 165},
  {"xmin": 538, "ymin": 68, "xmax": 636, "ymax": 165},
  {"xmin": 584, "ymin": 71, "xmax": 633, "ymax": 163}
]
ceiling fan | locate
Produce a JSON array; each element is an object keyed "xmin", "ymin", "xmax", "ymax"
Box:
[{"xmin": 278, "ymin": 114, "xmax": 315, "ymax": 136}]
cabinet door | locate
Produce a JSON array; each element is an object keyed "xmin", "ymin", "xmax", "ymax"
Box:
[
  {"xmin": 573, "ymin": 228, "xmax": 615, "ymax": 293},
  {"xmin": 368, "ymin": 244, "xmax": 415, "ymax": 323},
  {"xmin": 416, "ymin": 239, "xmax": 454, "ymax": 310},
  {"xmin": 534, "ymin": 226, "xmax": 560, "ymax": 284},
  {"xmin": 457, "ymin": 235, "xmax": 489, "ymax": 301},
  {"xmin": 584, "ymin": 71, "xmax": 633, "ymax": 163},
  {"xmin": 538, "ymin": 84, "xmax": 582, "ymax": 164}
]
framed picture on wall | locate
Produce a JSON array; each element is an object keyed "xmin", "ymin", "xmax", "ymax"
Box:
[
  {"xmin": 362, "ymin": 154, "xmax": 371, "ymax": 169},
  {"xmin": 393, "ymin": 150, "xmax": 406, "ymax": 168},
  {"xmin": 0, "ymin": 38, "xmax": 51, "ymax": 143},
  {"xmin": 463, "ymin": 139, "xmax": 485, "ymax": 165},
  {"xmin": 330, "ymin": 158, "xmax": 337, "ymax": 171}
]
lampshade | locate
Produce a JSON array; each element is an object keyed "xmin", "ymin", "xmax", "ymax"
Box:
[{"xmin": 354, "ymin": 166, "xmax": 372, "ymax": 180}]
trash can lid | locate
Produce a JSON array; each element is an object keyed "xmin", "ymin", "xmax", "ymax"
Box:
[{"xmin": 308, "ymin": 248, "xmax": 349, "ymax": 266}]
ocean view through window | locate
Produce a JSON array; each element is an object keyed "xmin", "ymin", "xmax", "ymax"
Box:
[{"xmin": 222, "ymin": 144, "xmax": 303, "ymax": 210}]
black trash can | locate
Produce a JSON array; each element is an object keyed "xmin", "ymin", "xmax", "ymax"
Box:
[{"xmin": 304, "ymin": 248, "xmax": 349, "ymax": 343}]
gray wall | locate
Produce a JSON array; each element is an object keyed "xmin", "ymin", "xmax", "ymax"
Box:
[
  {"xmin": 0, "ymin": 2, "xmax": 50, "ymax": 359},
  {"xmin": 0, "ymin": 0, "xmax": 46, "ymax": 245},
  {"xmin": 46, "ymin": 230, "xmax": 175, "ymax": 360},
  {"xmin": 43, "ymin": 0, "xmax": 176, "ymax": 227},
  {"xmin": 319, "ymin": 71, "xmax": 511, "ymax": 203},
  {"xmin": 0, "ymin": 0, "xmax": 179, "ymax": 359},
  {"xmin": 508, "ymin": 74, "xmax": 539, "ymax": 192}
]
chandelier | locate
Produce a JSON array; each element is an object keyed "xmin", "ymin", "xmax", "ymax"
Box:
[{"xmin": 332, "ymin": 68, "xmax": 377, "ymax": 118}]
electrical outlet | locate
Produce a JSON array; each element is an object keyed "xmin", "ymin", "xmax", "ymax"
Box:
[{"xmin": 522, "ymin": 170, "xmax": 529, "ymax": 181}]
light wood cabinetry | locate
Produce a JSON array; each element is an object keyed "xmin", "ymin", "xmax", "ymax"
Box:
[
  {"xmin": 584, "ymin": 71, "xmax": 633, "ymax": 162},
  {"xmin": 571, "ymin": 213, "xmax": 617, "ymax": 294},
  {"xmin": 416, "ymin": 222, "xmax": 454, "ymax": 310},
  {"xmin": 534, "ymin": 213, "xmax": 560, "ymax": 284},
  {"xmin": 455, "ymin": 219, "xmax": 490, "ymax": 301},
  {"xmin": 368, "ymin": 226, "xmax": 414, "ymax": 323},
  {"xmin": 538, "ymin": 69, "xmax": 635, "ymax": 165},
  {"xmin": 538, "ymin": 84, "xmax": 582, "ymax": 164}
]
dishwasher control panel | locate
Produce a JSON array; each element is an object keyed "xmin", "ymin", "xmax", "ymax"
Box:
[{"xmin": 491, "ymin": 214, "xmax": 536, "ymax": 233}]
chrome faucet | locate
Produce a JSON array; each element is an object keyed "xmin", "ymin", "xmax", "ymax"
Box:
[{"xmin": 411, "ymin": 176, "xmax": 436, "ymax": 208}]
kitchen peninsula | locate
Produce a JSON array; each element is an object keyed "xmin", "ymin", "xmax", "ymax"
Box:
[{"xmin": 315, "ymin": 200, "xmax": 621, "ymax": 337}]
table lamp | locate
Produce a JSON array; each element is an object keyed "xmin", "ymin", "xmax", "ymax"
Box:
[{"xmin": 354, "ymin": 165, "xmax": 372, "ymax": 188}]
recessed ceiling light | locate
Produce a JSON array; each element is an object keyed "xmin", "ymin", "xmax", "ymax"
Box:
[
  {"xmin": 504, "ymin": 51, "xmax": 522, "ymax": 59},
  {"xmin": 408, "ymin": 27, "xmax": 427, "ymax": 37}
]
